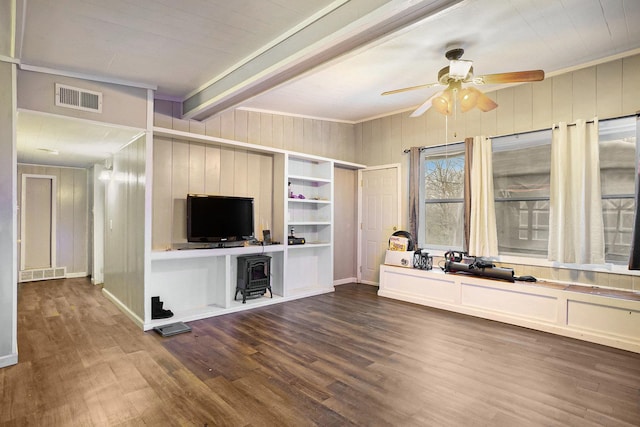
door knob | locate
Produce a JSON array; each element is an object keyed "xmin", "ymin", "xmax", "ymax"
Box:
[{"xmin": 393, "ymin": 226, "xmax": 397, "ymax": 231}]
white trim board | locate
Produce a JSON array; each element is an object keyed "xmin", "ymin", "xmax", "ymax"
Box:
[
  {"xmin": 20, "ymin": 173, "xmax": 57, "ymax": 271},
  {"xmin": 0, "ymin": 352, "xmax": 18, "ymax": 368}
]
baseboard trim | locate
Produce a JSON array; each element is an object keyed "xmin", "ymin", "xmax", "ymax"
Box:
[
  {"xmin": 333, "ymin": 277, "xmax": 357, "ymax": 286},
  {"xmin": 0, "ymin": 352, "xmax": 18, "ymax": 368},
  {"xmin": 359, "ymin": 279, "xmax": 379, "ymax": 286},
  {"xmin": 66, "ymin": 272, "xmax": 88, "ymax": 279},
  {"xmin": 101, "ymin": 288, "xmax": 145, "ymax": 330}
]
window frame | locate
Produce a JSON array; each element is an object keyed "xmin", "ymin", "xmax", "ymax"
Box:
[{"xmin": 419, "ymin": 141, "xmax": 465, "ymax": 251}]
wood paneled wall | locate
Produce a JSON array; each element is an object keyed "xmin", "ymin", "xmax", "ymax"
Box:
[
  {"xmin": 334, "ymin": 167, "xmax": 358, "ymax": 281},
  {"xmin": 104, "ymin": 135, "xmax": 146, "ymax": 319},
  {"xmin": 355, "ymin": 55, "xmax": 640, "ymax": 234},
  {"xmin": 152, "ymin": 137, "xmax": 273, "ymax": 249},
  {"xmin": 17, "ymin": 164, "xmax": 88, "ymax": 275},
  {"xmin": 355, "ymin": 54, "xmax": 640, "ymax": 166},
  {"xmin": 154, "ymin": 101, "xmax": 357, "ymax": 163}
]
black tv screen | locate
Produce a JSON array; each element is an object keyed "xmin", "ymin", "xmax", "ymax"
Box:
[{"xmin": 187, "ymin": 194, "xmax": 254, "ymax": 242}]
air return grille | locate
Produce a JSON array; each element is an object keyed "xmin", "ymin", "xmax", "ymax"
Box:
[
  {"xmin": 55, "ymin": 83, "xmax": 102, "ymax": 113},
  {"xmin": 19, "ymin": 267, "xmax": 66, "ymax": 282}
]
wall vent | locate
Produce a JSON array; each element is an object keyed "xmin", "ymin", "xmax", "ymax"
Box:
[
  {"xmin": 19, "ymin": 266, "xmax": 67, "ymax": 283},
  {"xmin": 55, "ymin": 83, "xmax": 103, "ymax": 113}
]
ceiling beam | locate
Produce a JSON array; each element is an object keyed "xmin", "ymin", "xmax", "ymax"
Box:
[{"xmin": 182, "ymin": 0, "xmax": 462, "ymax": 121}]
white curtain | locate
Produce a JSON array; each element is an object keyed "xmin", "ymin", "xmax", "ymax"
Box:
[
  {"xmin": 469, "ymin": 136, "xmax": 498, "ymax": 257},
  {"xmin": 548, "ymin": 119, "xmax": 605, "ymax": 264}
]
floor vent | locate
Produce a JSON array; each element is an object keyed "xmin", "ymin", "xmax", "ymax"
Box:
[
  {"xmin": 55, "ymin": 83, "xmax": 102, "ymax": 113},
  {"xmin": 19, "ymin": 267, "xmax": 67, "ymax": 283}
]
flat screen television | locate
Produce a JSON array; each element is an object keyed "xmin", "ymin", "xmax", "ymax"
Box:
[{"xmin": 187, "ymin": 194, "xmax": 254, "ymax": 243}]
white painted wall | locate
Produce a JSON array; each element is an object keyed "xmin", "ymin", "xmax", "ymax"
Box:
[{"xmin": 17, "ymin": 70, "xmax": 148, "ymax": 129}]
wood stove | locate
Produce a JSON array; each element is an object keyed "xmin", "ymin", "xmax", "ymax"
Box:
[{"xmin": 236, "ymin": 255, "xmax": 271, "ymax": 303}]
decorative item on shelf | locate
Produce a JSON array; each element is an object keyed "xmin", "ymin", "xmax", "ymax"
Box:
[
  {"xmin": 288, "ymin": 226, "xmax": 305, "ymax": 245},
  {"xmin": 413, "ymin": 249, "xmax": 433, "ymax": 270},
  {"xmin": 288, "ymin": 236, "xmax": 306, "ymax": 245}
]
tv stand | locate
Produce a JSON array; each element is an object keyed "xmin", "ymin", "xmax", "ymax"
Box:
[
  {"xmin": 175, "ymin": 241, "xmax": 246, "ymax": 250},
  {"xmin": 217, "ymin": 241, "xmax": 246, "ymax": 248}
]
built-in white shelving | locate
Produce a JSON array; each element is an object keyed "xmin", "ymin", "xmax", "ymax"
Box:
[
  {"xmin": 147, "ymin": 128, "xmax": 364, "ymax": 330},
  {"xmin": 282, "ymin": 154, "xmax": 335, "ymax": 295}
]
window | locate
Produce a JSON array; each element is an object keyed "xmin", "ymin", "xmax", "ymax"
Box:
[
  {"xmin": 422, "ymin": 143, "xmax": 465, "ymax": 250},
  {"xmin": 419, "ymin": 116, "xmax": 638, "ymax": 265},
  {"xmin": 492, "ymin": 130, "xmax": 551, "ymax": 257},
  {"xmin": 599, "ymin": 117, "xmax": 636, "ymax": 263}
]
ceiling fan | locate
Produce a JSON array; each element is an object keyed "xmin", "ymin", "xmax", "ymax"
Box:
[{"xmin": 382, "ymin": 48, "xmax": 544, "ymax": 117}]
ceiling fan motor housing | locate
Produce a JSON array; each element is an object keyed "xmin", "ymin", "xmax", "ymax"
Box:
[{"xmin": 438, "ymin": 66, "xmax": 473, "ymax": 85}]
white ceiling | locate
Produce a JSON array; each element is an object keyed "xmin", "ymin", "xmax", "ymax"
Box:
[
  {"xmin": 17, "ymin": 112, "xmax": 144, "ymax": 168},
  {"xmin": 12, "ymin": 0, "xmax": 640, "ymax": 167}
]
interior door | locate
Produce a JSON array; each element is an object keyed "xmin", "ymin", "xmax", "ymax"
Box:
[
  {"xmin": 358, "ymin": 165, "xmax": 400, "ymax": 285},
  {"xmin": 21, "ymin": 175, "xmax": 56, "ymax": 270}
]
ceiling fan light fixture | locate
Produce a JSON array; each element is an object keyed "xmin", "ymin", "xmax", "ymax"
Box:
[
  {"xmin": 459, "ymin": 87, "xmax": 478, "ymax": 112},
  {"xmin": 384, "ymin": 48, "xmax": 542, "ymax": 118},
  {"xmin": 475, "ymin": 91, "xmax": 498, "ymax": 112},
  {"xmin": 432, "ymin": 90, "xmax": 452, "ymax": 115}
]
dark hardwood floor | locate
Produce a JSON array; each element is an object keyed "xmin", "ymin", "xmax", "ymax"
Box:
[{"xmin": 2, "ymin": 277, "xmax": 640, "ymax": 426}]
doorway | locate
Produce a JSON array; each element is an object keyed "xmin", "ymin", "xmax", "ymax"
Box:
[
  {"xmin": 20, "ymin": 174, "xmax": 57, "ymax": 272},
  {"xmin": 358, "ymin": 164, "xmax": 401, "ymax": 285}
]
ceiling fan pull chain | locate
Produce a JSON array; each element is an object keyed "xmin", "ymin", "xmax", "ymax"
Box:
[{"xmin": 445, "ymin": 114, "xmax": 449, "ymax": 145}]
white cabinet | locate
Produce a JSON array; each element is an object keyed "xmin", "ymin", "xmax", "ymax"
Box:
[{"xmin": 379, "ymin": 265, "xmax": 640, "ymax": 353}]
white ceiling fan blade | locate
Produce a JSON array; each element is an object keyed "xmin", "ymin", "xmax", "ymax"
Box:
[
  {"xmin": 382, "ymin": 81, "xmax": 441, "ymax": 96},
  {"xmin": 410, "ymin": 91, "xmax": 442, "ymax": 117}
]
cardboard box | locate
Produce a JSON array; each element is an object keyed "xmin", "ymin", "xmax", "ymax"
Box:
[
  {"xmin": 388, "ymin": 235, "xmax": 409, "ymax": 251},
  {"xmin": 384, "ymin": 250, "xmax": 414, "ymax": 268}
]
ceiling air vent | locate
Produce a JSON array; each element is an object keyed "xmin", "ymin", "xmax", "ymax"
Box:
[{"xmin": 55, "ymin": 83, "xmax": 103, "ymax": 113}]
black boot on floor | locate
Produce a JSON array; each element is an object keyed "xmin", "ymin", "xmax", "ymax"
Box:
[{"xmin": 151, "ymin": 296, "xmax": 174, "ymax": 319}]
